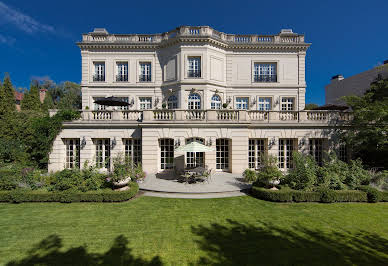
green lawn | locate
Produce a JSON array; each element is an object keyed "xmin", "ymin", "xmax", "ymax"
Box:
[{"xmin": 0, "ymin": 196, "xmax": 388, "ymax": 265}]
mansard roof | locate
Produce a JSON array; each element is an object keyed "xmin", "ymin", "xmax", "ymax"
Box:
[{"xmin": 77, "ymin": 26, "xmax": 310, "ymax": 51}]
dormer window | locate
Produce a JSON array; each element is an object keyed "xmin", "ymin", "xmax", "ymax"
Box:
[
  {"xmin": 139, "ymin": 62, "xmax": 151, "ymax": 82},
  {"xmin": 116, "ymin": 62, "xmax": 128, "ymax": 82},
  {"xmin": 93, "ymin": 62, "xmax": 105, "ymax": 82},
  {"xmin": 188, "ymin": 57, "xmax": 201, "ymax": 78},
  {"xmin": 254, "ymin": 63, "xmax": 277, "ymax": 82}
]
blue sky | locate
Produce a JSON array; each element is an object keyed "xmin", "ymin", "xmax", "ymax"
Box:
[{"xmin": 0, "ymin": 0, "xmax": 387, "ymax": 105}]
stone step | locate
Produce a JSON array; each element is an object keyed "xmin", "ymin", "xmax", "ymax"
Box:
[{"xmin": 141, "ymin": 190, "xmax": 248, "ymax": 199}]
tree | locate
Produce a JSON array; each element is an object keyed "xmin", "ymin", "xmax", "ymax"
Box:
[
  {"xmin": 42, "ymin": 90, "xmax": 55, "ymax": 112},
  {"xmin": 304, "ymin": 103, "xmax": 319, "ymax": 110},
  {"xmin": 21, "ymin": 80, "xmax": 41, "ymax": 111},
  {"xmin": 57, "ymin": 81, "xmax": 82, "ymax": 110},
  {"xmin": 341, "ymin": 76, "xmax": 388, "ymax": 169},
  {"xmin": 0, "ymin": 74, "xmax": 16, "ymax": 116}
]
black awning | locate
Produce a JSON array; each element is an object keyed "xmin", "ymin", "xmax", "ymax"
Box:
[{"xmin": 94, "ymin": 97, "xmax": 130, "ymax": 107}]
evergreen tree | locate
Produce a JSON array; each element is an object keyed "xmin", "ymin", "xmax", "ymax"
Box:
[
  {"xmin": 0, "ymin": 74, "xmax": 16, "ymax": 116},
  {"xmin": 21, "ymin": 81, "xmax": 41, "ymax": 111},
  {"xmin": 42, "ymin": 90, "xmax": 55, "ymax": 112}
]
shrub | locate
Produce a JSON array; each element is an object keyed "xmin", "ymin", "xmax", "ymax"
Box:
[
  {"xmin": 112, "ymin": 154, "xmax": 133, "ymax": 183},
  {"xmin": 317, "ymin": 187, "xmax": 336, "ymax": 203},
  {"xmin": 131, "ymin": 163, "xmax": 145, "ymax": 181},
  {"xmin": 255, "ymin": 154, "xmax": 283, "ymax": 187},
  {"xmin": 251, "ymin": 185, "xmax": 368, "ymax": 203},
  {"xmin": 0, "ymin": 182, "xmax": 139, "ymax": 203},
  {"xmin": 357, "ymin": 186, "xmax": 380, "ymax": 203},
  {"xmin": 371, "ymin": 170, "xmax": 388, "ymax": 191},
  {"xmin": 243, "ymin": 169, "xmax": 257, "ymax": 182},
  {"xmin": 284, "ymin": 152, "xmax": 318, "ymax": 191},
  {"xmin": 345, "ymin": 159, "xmax": 370, "ymax": 188},
  {"xmin": 379, "ymin": 191, "xmax": 388, "ymax": 202},
  {"xmin": 51, "ymin": 169, "xmax": 83, "ymax": 191}
]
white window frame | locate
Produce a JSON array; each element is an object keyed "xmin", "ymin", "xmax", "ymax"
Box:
[
  {"xmin": 167, "ymin": 95, "xmax": 178, "ymax": 109},
  {"xmin": 94, "ymin": 139, "xmax": 111, "ymax": 169},
  {"xmin": 211, "ymin": 94, "xmax": 222, "ymax": 110},
  {"xmin": 253, "ymin": 63, "xmax": 277, "ymax": 82},
  {"xmin": 309, "ymin": 139, "xmax": 324, "ymax": 166},
  {"xmin": 235, "ymin": 97, "xmax": 249, "ymax": 110},
  {"xmin": 248, "ymin": 139, "xmax": 267, "ymax": 169},
  {"xmin": 278, "ymin": 139, "xmax": 296, "ymax": 170},
  {"xmin": 64, "ymin": 139, "xmax": 80, "ymax": 169},
  {"xmin": 257, "ymin": 97, "xmax": 272, "ymax": 111},
  {"xmin": 188, "ymin": 93, "xmax": 201, "ymax": 110},
  {"xmin": 93, "ymin": 62, "xmax": 105, "ymax": 82},
  {"xmin": 281, "ymin": 97, "xmax": 295, "ymax": 111},
  {"xmin": 186, "ymin": 138, "xmax": 205, "ymax": 168},
  {"xmin": 216, "ymin": 138, "xmax": 230, "ymax": 171},
  {"xmin": 116, "ymin": 62, "xmax": 128, "ymax": 82},
  {"xmin": 160, "ymin": 138, "xmax": 174, "ymax": 170},
  {"xmin": 188, "ymin": 56, "xmax": 201, "ymax": 78},
  {"xmin": 139, "ymin": 97, "xmax": 152, "ymax": 110},
  {"xmin": 139, "ymin": 62, "xmax": 152, "ymax": 82},
  {"xmin": 93, "ymin": 97, "xmax": 106, "ymax": 110},
  {"xmin": 124, "ymin": 138, "xmax": 142, "ymax": 165}
]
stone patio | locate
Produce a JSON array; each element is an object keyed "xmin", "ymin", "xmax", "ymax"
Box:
[{"xmin": 139, "ymin": 172, "xmax": 251, "ymax": 194}]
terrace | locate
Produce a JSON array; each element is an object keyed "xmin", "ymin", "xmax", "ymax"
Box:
[
  {"xmin": 70, "ymin": 109, "xmax": 352, "ymax": 125},
  {"xmin": 80, "ymin": 26, "xmax": 306, "ymax": 46}
]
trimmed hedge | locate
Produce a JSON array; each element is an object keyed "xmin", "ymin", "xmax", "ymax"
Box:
[
  {"xmin": 0, "ymin": 182, "xmax": 139, "ymax": 203},
  {"xmin": 251, "ymin": 186, "xmax": 368, "ymax": 203}
]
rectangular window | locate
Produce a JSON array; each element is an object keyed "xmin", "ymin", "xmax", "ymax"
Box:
[
  {"xmin": 95, "ymin": 139, "xmax": 110, "ymax": 169},
  {"xmin": 93, "ymin": 62, "xmax": 105, "ymax": 82},
  {"xmin": 281, "ymin": 97, "xmax": 295, "ymax": 111},
  {"xmin": 94, "ymin": 97, "xmax": 106, "ymax": 110},
  {"xmin": 338, "ymin": 144, "xmax": 348, "ymax": 162},
  {"xmin": 64, "ymin": 139, "xmax": 80, "ymax": 169},
  {"xmin": 139, "ymin": 97, "xmax": 152, "ymax": 110},
  {"xmin": 216, "ymin": 138, "xmax": 230, "ymax": 170},
  {"xmin": 116, "ymin": 62, "xmax": 128, "ymax": 82},
  {"xmin": 235, "ymin": 97, "xmax": 249, "ymax": 110},
  {"xmin": 186, "ymin": 138, "xmax": 205, "ymax": 168},
  {"xmin": 278, "ymin": 139, "xmax": 296, "ymax": 169},
  {"xmin": 254, "ymin": 63, "xmax": 277, "ymax": 82},
  {"xmin": 116, "ymin": 97, "xmax": 129, "ymax": 110},
  {"xmin": 124, "ymin": 138, "xmax": 142, "ymax": 165},
  {"xmin": 188, "ymin": 57, "xmax": 201, "ymax": 78},
  {"xmin": 258, "ymin": 97, "xmax": 272, "ymax": 111},
  {"xmin": 248, "ymin": 139, "xmax": 267, "ymax": 169},
  {"xmin": 160, "ymin": 139, "xmax": 174, "ymax": 170},
  {"xmin": 309, "ymin": 139, "xmax": 324, "ymax": 166},
  {"xmin": 139, "ymin": 62, "xmax": 151, "ymax": 82}
]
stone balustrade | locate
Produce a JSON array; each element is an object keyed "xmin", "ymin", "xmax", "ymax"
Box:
[
  {"xmin": 82, "ymin": 26, "xmax": 305, "ymax": 45},
  {"xmin": 78, "ymin": 110, "xmax": 352, "ymax": 124}
]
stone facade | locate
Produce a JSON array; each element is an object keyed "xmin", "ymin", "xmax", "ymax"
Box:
[{"xmin": 48, "ymin": 26, "xmax": 350, "ymax": 174}]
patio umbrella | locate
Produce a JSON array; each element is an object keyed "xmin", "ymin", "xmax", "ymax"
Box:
[
  {"xmin": 94, "ymin": 96, "xmax": 130, "ymax": 107},
  {"xmin": 174, "ymin": 141, "xmax": 214, "ymax": 153}
]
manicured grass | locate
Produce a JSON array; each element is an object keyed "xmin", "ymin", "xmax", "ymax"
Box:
[{"xmin": 0, "ymin": 196, "xmax": 388, "ymax": 265}]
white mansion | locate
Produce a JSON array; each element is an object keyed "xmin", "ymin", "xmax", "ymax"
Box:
[{"xmin": 48, "ymin": 26, "xmax": 350, "ymax": 174}]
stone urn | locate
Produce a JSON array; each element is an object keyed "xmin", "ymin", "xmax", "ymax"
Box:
[{"xmin": 113, "ymin": 176, "xmax": 131, "ymax": 187}]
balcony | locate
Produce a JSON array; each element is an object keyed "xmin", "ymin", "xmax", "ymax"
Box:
[
  {"xmin": 139, "ymin": 75, "xmax": 151, "ymax": 82},
  {"xmin": 188, "ymin": 70, "xmax": 201, "ymax": 78},
  {"xmin": 76, "ymin": 109, "xmax": 352, "ymax": 125},
  {"xmin": 93, "ymin": 74, "xmax": 105, "ymax": 82},
  {"xmin": 254, "ymin": 74, "xmax": 277, "ymax": 83},
  {"xmin": 116, "ymin": 75, "xmax": 128, "ymax": 82}
]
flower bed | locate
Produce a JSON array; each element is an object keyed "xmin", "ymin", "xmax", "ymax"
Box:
[{"xmin": 0, "ymin": 182, "xmax": 138, "ymax": 203}]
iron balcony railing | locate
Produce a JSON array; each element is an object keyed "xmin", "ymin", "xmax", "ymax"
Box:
[
  {"xmin": 116, "ymin": 75, "xmax": 128, "ymax": 82},
  {"xmin": 139, "ymin": 75, "xmax": 152, "ymax": 82},
  {"xmin": 254, "ymin": 74, "xmax": 277, "ymax": 82},
  {"xmin": 188, "ymin": 70, "xmax": 201, "ymax": 78},
  {"xmin": 93, "ymin": 74, "xmax": 105, "ymax": 82}
]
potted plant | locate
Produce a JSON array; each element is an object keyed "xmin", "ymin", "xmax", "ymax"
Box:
[
  {"xmin": 162, "ymin": 102, "xmax": 167, "ymax": 109},
  {"xmin": 111, "ymin": 154, "xmax": 132, "ymax": 189},
  {"xmin": 222, "ymin": 103, "xmax": 228, "ymax": 109}
]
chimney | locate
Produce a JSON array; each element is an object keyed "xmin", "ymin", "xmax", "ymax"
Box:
[
  {"xmin": 39, "ymin": 89, "xmax": 47, "ymax": 103},
  {"xmin": 331, "ymin": 74, "xmax": 344, "ymax": 81}
]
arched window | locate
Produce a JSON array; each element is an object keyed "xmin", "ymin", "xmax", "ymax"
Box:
[
  {"xmin": 211, "ymin": 94, "xmax": 221, "ymax": 109},
  {"xmin": 167, "ymin": 95, "xmax": 178, "ymax": 109},
  {"xmin": 188, "ymin": 93, "xmax": 201, "ymax": 110}
]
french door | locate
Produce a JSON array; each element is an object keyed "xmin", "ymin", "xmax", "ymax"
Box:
[{"xmin": 216, "ymin": 139, "xmax": 230, "ymax": 171}]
